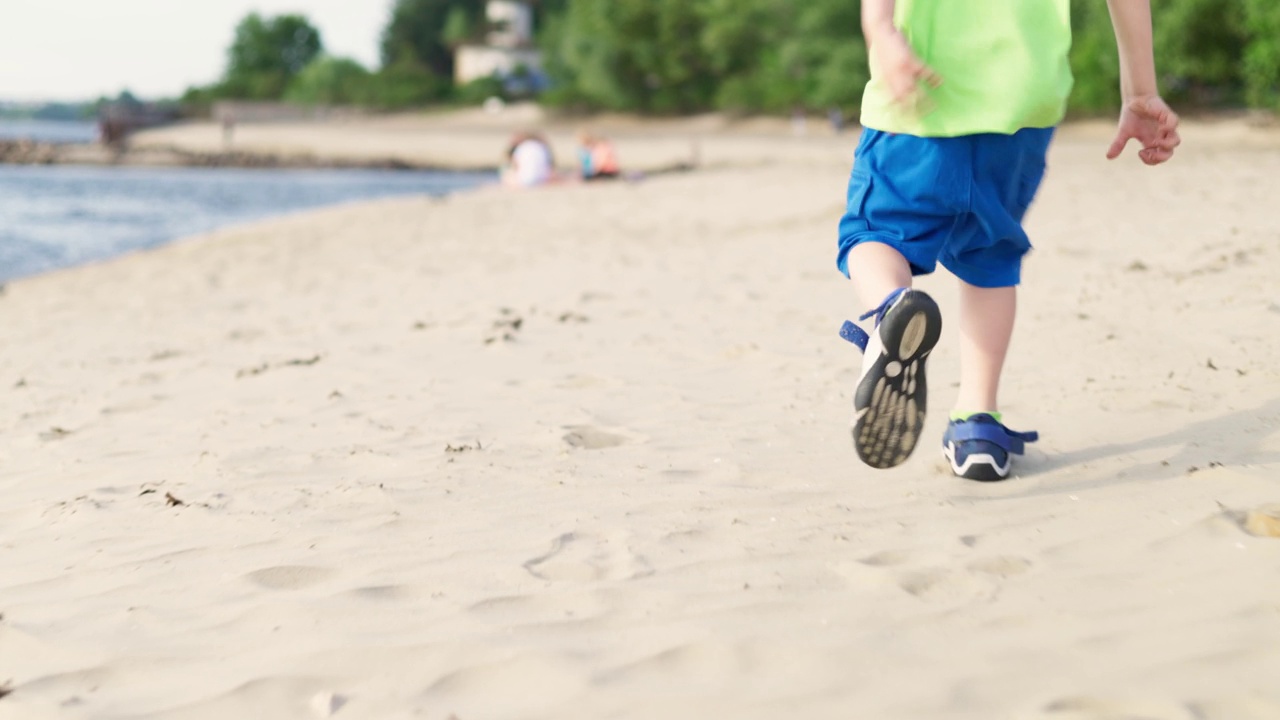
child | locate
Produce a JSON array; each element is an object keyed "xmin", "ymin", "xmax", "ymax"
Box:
[
  {"xmin": 838, "ymin": 0, "xmax": 1180, "ymax": 480},
  {"xmin": 503, "ymin": 131, "xmax": 556, "ymax": 188},
  {"xmin": 577, "ymin": 131, "xmax": 621, "ymax": 181}
]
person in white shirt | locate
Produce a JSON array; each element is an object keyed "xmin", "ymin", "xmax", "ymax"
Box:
[{"xmin": 503, "ymin": 132, "xmax": 555, "ymax": 188}]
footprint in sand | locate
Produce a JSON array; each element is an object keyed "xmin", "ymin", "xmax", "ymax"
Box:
[
  {"xmin": 523, "ymin": 532, "xmax": 653, "ymax": 582},
  {"xmin": 1041, "ymin": 695, "xmax": 1197, "ymax": 719},
  {"xmin": 100, "ymin": 395, "xmax": 167, "ymax": 416},
  {"xmin": 246, "ymin": 566, "xmax": 335, "ymax": 591},
  {"xmin": 1240, "ymin": 505, "xmax": 1280, "ymax": 538},
  {"xmin": 966, "ymin": 556, "xmax": 1034, "ymax": 578},
  {"xmin": 39, "ymin": 426, "xmax": 74, "ymax": 441},
  {"xmin": 1189, "ymin": 696, "xmax": 1280, "ymax": 720},
  {"xmin": 344, "ymin": 585, "xmax": 422, "ymax": 602},
  {"xmin": 597, "ymin": 640, "xmax": 742, "ymax": 686},
  {"xmin": 562, "ymin": 426, "xmax": 628, "ymax": 450},
  {"xmin": 841, "ymin": 549, "xmax": 1033, "ymax": 604},
  {"xmin": 468, "ymin": 591, "xmax": 607, "ymax": 624},
  {"xmin": 423, "ymin": 655, "xmax": 583, "ymax": 716},
  {"xmin": 1170, "ymin": 505, "xmax": 1280, "ymax": 545},
  {"xmin": 858, "ymin": 550, "xmax": 914, "ymax": 567},
  {"xmin": 896, "ymin": 569, "xmax": 995, "ymax": 603}
]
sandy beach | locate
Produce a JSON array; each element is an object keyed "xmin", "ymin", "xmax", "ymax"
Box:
[{"xmin": 1, "ymin": 111, "xmax": 1279, "ymax": 720}]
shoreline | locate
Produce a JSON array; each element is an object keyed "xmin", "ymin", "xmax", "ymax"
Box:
[
  {"xmin": 0, "ymin": 139, "xmax": 498, "ymax": 172},
  {"xmin": 0, "ymin": 146, "xmax": 499, "ymax": 288},
  {"xmin": 7, "ymin": 107, "xmax": 1280, "ymax": 176}
]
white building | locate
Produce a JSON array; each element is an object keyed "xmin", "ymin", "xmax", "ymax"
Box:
[
  {"xmin": 455, "ymin": 0, "xmax": 544, "ymax": 86},
  {"xmin": 486, "ymin": 0, "xmax": 534, "ymax": 48}
]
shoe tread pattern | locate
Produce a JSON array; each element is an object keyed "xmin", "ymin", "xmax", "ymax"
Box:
[{"xmin": 853, "ymin": 291, "xmax": 942, "ymax": 469}]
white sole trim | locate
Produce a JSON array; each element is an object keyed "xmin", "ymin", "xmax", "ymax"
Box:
[{"xmin": 942, "ymin": 443, "xmax": 1011, "ymax": 478}]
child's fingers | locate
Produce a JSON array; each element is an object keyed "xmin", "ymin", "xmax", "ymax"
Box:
[
  {"xmin": 916, "ymin": 64, "xmax": 943, "ymax": 89},
  {"xmin": 893, "ymin": 86, "xmax": 921, "ymax": 110},
  {"xmin": 1139, "ymin": 146, "xmax": 1174, "ymax": 165},
  {"xmin": 891, "ymin": 80, "xmax": 917, "ymax": 105},
  {"xmin": 1106, "ymin": 133, "xmax": 1129, "ymax": 160},
  {"xmin": 1158, "ymin": 106, "xmax": 1181, "ymax": 132},
  {"xmin": 884, "ymin": 55, "xmax": 941, "ymax": 111},
  {"xmin": 1156, "ymin": 130, "xmax": 1181, "ymax": 152},
  {"xmin": 1131, "ymin": 97, "xmax": 1179, "ymax": 131}
]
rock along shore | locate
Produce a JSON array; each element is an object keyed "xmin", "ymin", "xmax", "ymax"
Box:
[{"xmin": 0, "ymin": 139, "xmax": 460, "ymax": 171}]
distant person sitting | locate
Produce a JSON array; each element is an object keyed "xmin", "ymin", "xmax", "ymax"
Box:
[
  {"xmin": 577, "ymin": 131, "xmax": 620, "ymax": 181},
  {"xmin": 503, "ymin": 132, "xmax": 556, "ymax": 188}
]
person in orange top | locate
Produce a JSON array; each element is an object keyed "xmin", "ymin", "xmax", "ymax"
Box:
[{"xmin": 577, "ymin": 131, "xmax": 620, "ymax": 181}]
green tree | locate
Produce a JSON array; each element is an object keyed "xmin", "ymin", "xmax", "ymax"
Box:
[
  {"xmin": 285, "ymin": 56, "xmax": 372, "ymax": 106},
  {"xmin": 697, "ymin": 0, "xmax": 790, "ymax": 111},
  {"xmin": 441, "ymin": 7, "xmax": 475, "ymax": 48},
  {"xmin": 544, "ymin": 0, "xmax": 865, "ymax": 114},
  {"xmin": 1242, "ymin": 0, "xmax": 1280, "ymax": 109},
  {"xmin": 1068, "ymin": 0, "xmax": 1254, "ymax": 114},
  {"xmin": 365, "ymin": 62, "xmax": 448, "ymax": 109},
  {"xmin": 773, "ymin": 1, "xmax": 867, "ymax": 112},
  {"xmin": 380, "ymin": 0, "xmax": 486, "ymax": 76},
  {"xmin": 534, "ymin": 0, "xmax": 568, "ymax": 26},
  {"xmin": 1152, "ymin": 0, "xmax": 1246, "ymax": 105},
  {"xmin": 1067, "ymin": 1, "xmax": 1121, "ymax": 113},
  {"xmin": 537, "ymin": 0, "xmax": 1277, "ymax": 117},
  {"xmin": 546, "ymin": 0, "xmax": 715, "ymax": 113},
  {"xmin": 222, "ymin": 13, "xmax": 324, "ymax": 100}
]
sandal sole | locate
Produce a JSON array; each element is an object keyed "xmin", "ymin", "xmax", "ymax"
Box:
[{"xmin": 852, "ymin": 290, "xmax": 942, "ymax": 469}]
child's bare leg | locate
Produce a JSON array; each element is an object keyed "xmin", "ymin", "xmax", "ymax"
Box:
[
  {"xmin": 846, "ymin": 241, "xmax": 913, "ymax": 308},
  {"xmin": 954, "ymin": 282, "xmax": 1017, "ymax": 414},
  {"xmin": 844, "ymin": 241, "xmax": 941, "ymax": 469}
]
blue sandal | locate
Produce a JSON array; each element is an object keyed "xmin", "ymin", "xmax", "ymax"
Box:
[
  {"xmin": 943, "ymin": 414, "xmax": 1039, "ymax": 481},
  {"xmin": 840, "ymin": 288, "xmax": 943, "ymax": 469}
]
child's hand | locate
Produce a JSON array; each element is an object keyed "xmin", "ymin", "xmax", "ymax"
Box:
[
  {"xmin": 1107, "ymin": 95, "xmax": 1181, "ymax": 165},
  {"xmin": 869, "ymin": 27, "xmax": 942, "ymax": 112}
]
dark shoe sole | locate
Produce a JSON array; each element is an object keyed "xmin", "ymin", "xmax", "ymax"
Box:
[{"xmin": 852, "ymin": 290, "xmax": 943, "ymax": 469}]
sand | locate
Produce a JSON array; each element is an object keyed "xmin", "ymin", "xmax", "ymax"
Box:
[
  {"xmin": 127, "ymin": 103, "xmax": 901, "ymax": 173},
  {"xmin": 1, "ymin": 110, "xmax": 1279, "ymax": 720}
]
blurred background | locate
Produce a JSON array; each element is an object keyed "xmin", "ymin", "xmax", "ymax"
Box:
[
  {"xmin": 6, "ymin": 0, "xmax": 1279, "ymax": 119},
  {"xmin": 2, "ymin": 0, "xmax": 1279, "ymax": 283}
]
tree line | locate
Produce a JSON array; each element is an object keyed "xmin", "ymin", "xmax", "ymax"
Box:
[
  {"xmin": 183, "ymin": 0, "xmax": 500, "ymax": 110},
  {"xmin": 186, "ymin": 0, "xmax": 1280, "ymax": 115}
]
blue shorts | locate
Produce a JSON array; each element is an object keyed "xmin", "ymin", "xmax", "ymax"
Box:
[{"xmin": 837, "ymin": 127, "xmax": 1054, "ymax": 288}]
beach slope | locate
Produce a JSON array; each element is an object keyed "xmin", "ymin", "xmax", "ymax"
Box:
[{"xmin": 1, "ymin": 123, "xmax": 1279, "ymax": 720}]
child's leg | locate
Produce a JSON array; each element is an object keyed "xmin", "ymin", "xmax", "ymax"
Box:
[
  {"xmin": 937, "ymin": 128, "xmax": 1053, "ymax": 481},
  {"xmin": 842, "ymin": 240, "xmax": 942, "ymax": 470},
  {"xmin": 837, "ymin": 131, "xmax": 960, "ymax": 469},
  {"xmin": 845, "ymin": 241, "xmax": 914, "ymax": 310},
  {"xmin": 944, "ymin": 280, "xmax": 1037, "ymax": 482},
  {"xmin": 954, "ymin": 282, "xmax": 1016, "ymax": 414}
]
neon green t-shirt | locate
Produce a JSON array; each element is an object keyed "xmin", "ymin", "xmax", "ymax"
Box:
[{"xmin": 859, "ymin": 0, "xmax": 1074, "ymax": 137}]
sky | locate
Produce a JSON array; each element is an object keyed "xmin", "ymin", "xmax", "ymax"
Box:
[{"xmin": 0, "ymin": 0, "xmax": 395, "ymax": 102}]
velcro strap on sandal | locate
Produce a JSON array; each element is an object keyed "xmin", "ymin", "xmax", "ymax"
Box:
[
  {"xmin": 948, "ymin": 422, "xmax": 1040, "ymax": 455},
  {"xmin": 839, "ymin": 320, "xmax": 870, "ymax": 352}
]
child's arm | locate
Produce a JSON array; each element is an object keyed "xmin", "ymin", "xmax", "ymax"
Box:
[
  {"xmin": 862, "ymin": 0, "xmax": 941, "ymax": 108},
  {"xmin": 1105, "ymin": 0, "xmax": 1181, "ymax": 165}
]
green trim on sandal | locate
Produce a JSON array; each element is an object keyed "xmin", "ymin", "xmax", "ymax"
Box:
[{"xmin": 950, "ymin": 410, "xmax": 1003, "ymax": 424}]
